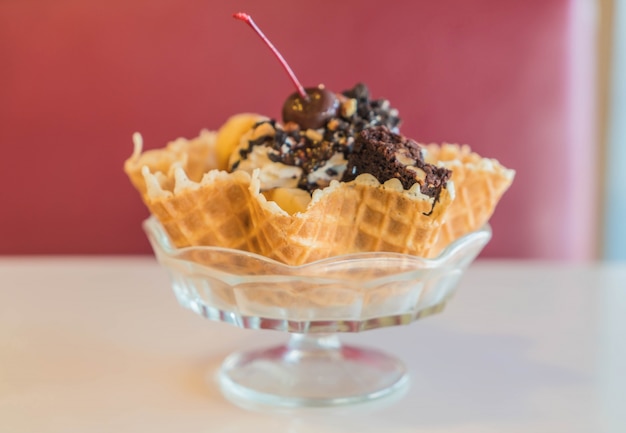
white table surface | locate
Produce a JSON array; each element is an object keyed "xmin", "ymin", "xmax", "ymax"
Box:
[{"xmin": 1, "ymin": 257, "xmax": 625, "ymax": 433}]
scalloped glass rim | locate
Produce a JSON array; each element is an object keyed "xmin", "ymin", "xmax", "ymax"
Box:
[{"xmin": 143, "ymin": 217, "xmax": 491, "ymax": 332}]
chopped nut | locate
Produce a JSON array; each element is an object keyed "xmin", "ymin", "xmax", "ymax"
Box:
[
  {"xmin": 283, "ymin": 122, "xmax": 300, "ymax": 132},
  {"xmin": 341, "ymin": 98, "xmax": 357, "ymax": 118},
  {"xmin": 305, "ymin": 129, "xmax": 323, "ymax": 142},
  {"xmin": 327, "ymin": 118, "xmax": 340, "ymax": 131},
  {"xmin": 395, "ymin": 151, "xmax": 415, "ymax": 166}
]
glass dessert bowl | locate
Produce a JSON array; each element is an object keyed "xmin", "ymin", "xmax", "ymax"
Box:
[{"xmin": 144, "ymin": 216, "xmax": 491, "ymax": 407}]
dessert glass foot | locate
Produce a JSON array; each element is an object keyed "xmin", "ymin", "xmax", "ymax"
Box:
[
  {"xmin": 219, "ymin": 333, "xmax": 408, "ymax": 407},
  {"xmin": 143, "ymin": 217, "xmax": 491, "ymax": 408}
]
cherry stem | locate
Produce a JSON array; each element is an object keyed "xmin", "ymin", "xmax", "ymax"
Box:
[{"xmin": 233, "ymin": 12, "xmax": 309, "ymax": 101}]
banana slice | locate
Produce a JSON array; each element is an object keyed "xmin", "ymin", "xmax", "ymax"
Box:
[
  {"xmin": 263, "ymin": 187, "xmax": 312, "ymax": 215},
  {"xmin": 215, "ymin": 113, "xmax": 267, "ymax": 171}
]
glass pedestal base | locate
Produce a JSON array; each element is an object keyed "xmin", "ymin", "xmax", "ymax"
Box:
[{"xmin": 219, "ymin": 334, "xmax": 409, "ymax": 408}]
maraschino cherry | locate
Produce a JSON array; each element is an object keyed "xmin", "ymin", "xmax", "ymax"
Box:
[{"xmin": 233, "ymin": 12, "xmax": 339, "ymax": 130}]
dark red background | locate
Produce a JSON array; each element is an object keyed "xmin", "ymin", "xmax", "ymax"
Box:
[{"xmin": 0, "ymin": 0, "xmax": 597, "ymax": 259}]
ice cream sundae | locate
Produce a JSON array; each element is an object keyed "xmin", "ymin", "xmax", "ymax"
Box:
[{"xmin": 124, "ymin": 13, "xmax": 514, "ymax": 265}]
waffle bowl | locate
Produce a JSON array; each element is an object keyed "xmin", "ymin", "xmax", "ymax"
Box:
[{"xmin": 144, "ymin": 216, "xmax": 491, "ymax": 407}]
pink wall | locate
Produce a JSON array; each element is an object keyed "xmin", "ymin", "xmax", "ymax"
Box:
[{"xmin": 0, "ymin": 0, "xmax": 596, "ymax": 259}]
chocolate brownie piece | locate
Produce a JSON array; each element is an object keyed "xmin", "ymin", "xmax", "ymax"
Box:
[{"xmin": 342, "ymin": 126, "xmax": 451, "ymax": 200}]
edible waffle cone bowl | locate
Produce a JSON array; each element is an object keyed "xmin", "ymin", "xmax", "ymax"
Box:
[
  {"xmin": 124, "ymin": 130, "xmax": 219, "ymax": 195},
  {"xmin": 424, "ymin": 144, "xmax": 515, "ymax": 256},
  {"xmin": 124, "ymin": 132, "xmax": 454, "ymax": 267}
]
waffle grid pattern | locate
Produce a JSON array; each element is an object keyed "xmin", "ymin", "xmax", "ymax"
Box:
[
  {"xmin": 126, "ymin": 136, "xmax": 511, "ymax": 266},
  {"xmin": 424, "ymin": 144, "xmax": 514, "ymax": 255}
]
